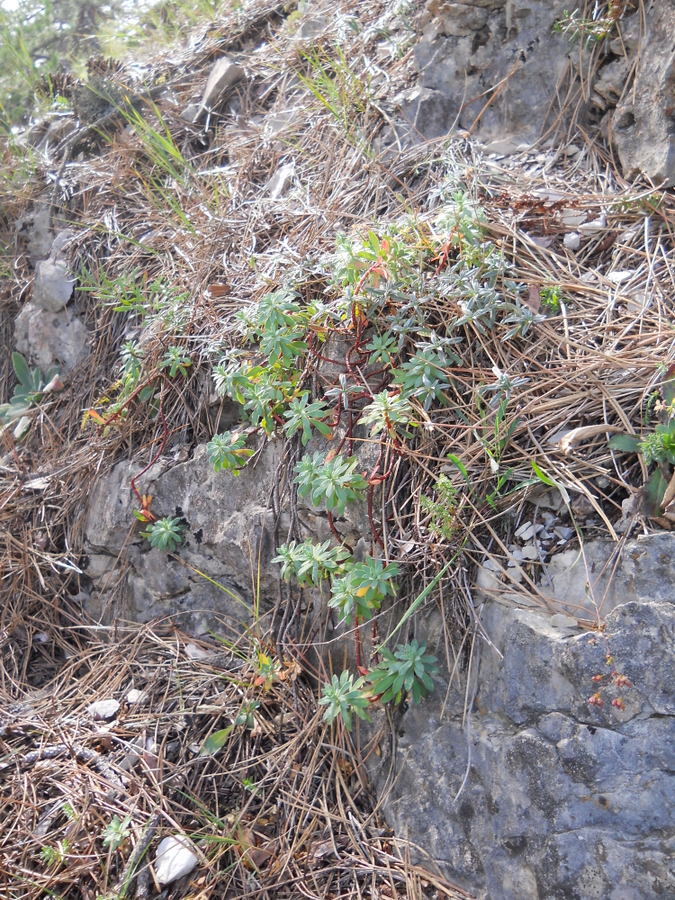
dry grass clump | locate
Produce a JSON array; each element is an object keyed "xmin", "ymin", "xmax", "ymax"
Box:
[{"xmin": 0, "ymin": 622, "xmax": 469, "ymax": 899}]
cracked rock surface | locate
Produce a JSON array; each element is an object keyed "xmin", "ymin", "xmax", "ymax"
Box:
[{"xmin": 369, "ymin": 533, "xmax": 675, "ymax": 898}]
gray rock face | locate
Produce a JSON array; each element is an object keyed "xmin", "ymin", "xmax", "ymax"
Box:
[
  {"xmin": 403, "ymin": 0, "xmax": 674, "ymax": 185},
  {"xmin": 370, "ymin": 533, "xmax": 675, "ymax": 898},
  {"xmin": 14, "ymin": 302, "xmax": 88, "ymax": 372},
  {"xmin": 403, "ymin": 0, "xmax": 570, "ymax": 143},
  {"xmin": 15, "ymin": 203, "xmax": 55, "ymax": 264},
  {"xmin": 83, "ymin": 443, "xmax": 284, "ymax": 635},
  {"xmin": 542, "ymin": 531, "xmax": 675, "ymax": 618},
  {"xmin": 611, "ymin": 1, "xmax": 675, "ymax": 186}
]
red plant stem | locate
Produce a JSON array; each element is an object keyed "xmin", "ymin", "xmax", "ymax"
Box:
[
  {"xmin": 326, "ymin": 511, "xmax": 353, "ymax": 553},
  {"xmin": 129, "ymin": 386, "xmax": 169, "ymax": 506},
  {"xmin": 96, "ymin": 374, "xmax": 157, "ymax": 427},
  {"xmin": 354, "ymin": 615, "xmax": 363, "ymax": 670},
  {"xmin": 367, "ymin": 483, "xmax": 384, "ymax": 548},
  {"xmin": 370, "ymin": 618, "xmax": 380, "ymax": 664}
]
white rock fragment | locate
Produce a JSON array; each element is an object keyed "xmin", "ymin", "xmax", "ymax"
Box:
[
  {"xmin": 13, "ymin": 416, "xmax": 32, "ymax": 441},
  {"xmin": 549, "ymin": 613, "xmax": 579, "ymax": 630},
  {"xmin": 33, "ymin": 258, "xmax": 76, "ymax": 312},
  {"xmin": 126, "ymin": 689, "xmax": 146, "ymax": 705},
  {"xmin": 560, "ymin": 210, "xmax": 586, "ymax": 228},
  {"xmin": 606, "ymin": 270, "xmax": 635, "ymax": 283},
  {"xmin": 266, "ymin": 162, "xmax": 295, "ymax": 199},
  {"xmin": 88, "ymin": 699, "xmax": 120, "ymax": 720},
  {"xmin": 154, "ymin": 835, "xmax": 199, "ymax": 885},
  {"xmin": 578, "ymin": 214, "xmax": 607, "ymax": 234},
  {"xmin": 563, "ymin": 232, "xmax": 580, "ymax": 250},
  {"xmin": 515, "ymin": 521, "xmax": 536, "ymax": 541},
  {"xmin": 184, "ymin": 642, "xmax": 211, "ymax": 660},
  {"xmin": 181, "ymin": 56, "xmax": 245, "ymax": 124},
  {"xmin": 521, "ymin": 545, "xmax": 540, "ymax": 561}
]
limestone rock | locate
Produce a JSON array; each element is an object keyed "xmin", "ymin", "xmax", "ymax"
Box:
[
  {"xmin": 83, "ymin": 442, "xmax": 283, "ymax": 635},
  {"xmin": 610, "ymin": 2, "xmax": 675, "ymax": 185},
  {"xmin": 88, "ymin": 698, "xmax": 120, "ymax": 720},
  {"xmin": 14, "ymin": 302, "xmax": 88, "ymax": 372},
  {"xmin": 154, "ymin": 835, "xmax": 198, "ymax": 885},
  {"xmin": 369, "ymin": 532, "xmax": 675, "ymax": 898},
  {"xmin": 543, "ymin": 532, "xmax": 675, "ymax": 617},
  {"xmin": 181, "ymin": 56, "xmax": 245, "ymax": 124},
  {"xmin": 405, "ymin": 1, "xmax": 570, "ymax": 144},
  {"xmin": 32, "ymin": 258, "xmax": 75, "ymax": 312},
  {"xmin": 15, "ymin": 203, "xmax": 55, "ymax": 264}
]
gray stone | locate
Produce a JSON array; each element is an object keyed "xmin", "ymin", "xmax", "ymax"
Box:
[
  {"xmin": 294, "ymin": 17, "xmax": 324, "ymax": 41},
  {"xmin": 32, "ymin": 257, "xmax": 75, "ymax": 311},
  {"xmin": 15, "ymin": 203, "xmax": 55, "ymax": 264},
  {"xmin": 423, "ymin": 1, "xmax": 489, "ymax": 37},
  {"xmin": 14, "ymin": 302, "xmax": 88, "ymax": 372},
  {"xmin": 182, "ymin": 56, "xmax": 245, "ymax": 125},
  {"xmin": 180, "ymin": 103, "xmax": 202, "ymax": 124},
  {"xmin": 405, "ymin": 1, "xmax": 570, "ymax": 144},
  {"xmin": 83, "ymin": 443, "xmax": 284, "ymax": 636},
  {"xmin": 399, "ymin": 86, "xmax": 457, "ymax": 139},
  {"xmin": 369, "ymin": 532, "xmax": 675, "ymax": 898},
  {"xmin": 542, "ymin": 532, "xmax": 675, "ymax": 618},
  {"xmin": 88, "ymin": 698, "xmax": 120, "ymax": 720},
  {"xmin": 610, "ymin": 2, "xmax": 675, "ymax": 186}
]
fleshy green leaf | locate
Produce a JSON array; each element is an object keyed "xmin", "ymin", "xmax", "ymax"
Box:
[
  {"xmin": 609, "ymin": 434, "xmax": 641, "ymax": 454},
  {"xmin": 199, "ymin": 725, "xmax": 234, "ymax": 756}
]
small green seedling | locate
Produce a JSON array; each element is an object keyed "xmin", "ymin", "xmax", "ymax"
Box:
[{"xmin": 141, "ymin": 516, "xmax": 184, "ymax": 551}]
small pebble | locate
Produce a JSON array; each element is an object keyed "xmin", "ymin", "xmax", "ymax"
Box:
[
  {"xmin": 154, "ymin": 835, "xmax": 199, "ymax": 885},
  {"xmin": 515, "ymin": 521, "xmax": 542, "ymax": 541},
  {"xmin": 126, "ymin": 689, "xmax": 146, "ymax": 705},
  {"xmin": 185, "ymin": 643, "xmax": 211, "ymax": 660},
  {"xmin": 563, "ymin": 232, "xmax": 580, "ymax": 250},
  {"xmin": 88, "ymin": 699, "xmax": 120, "ymax": 720}
]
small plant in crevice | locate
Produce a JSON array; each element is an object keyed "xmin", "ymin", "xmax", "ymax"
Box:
[
  {"xmin": 328, "ymin": 557, "xmax": 400, "ymax": 626},
  {"xmin": 421, "ymin": 474, "xmax": 460, "ymax": 541},
  {"xmin": 319, "ymin": 671, "xmax": 371, "ymax": 731},
  {"xmin": 609, "ymin": 366, "xmax": 675, "ymax": 516},
  {"xmin": 40, "ymin": 839, "xmax": 70, "ymax": 869},
  {"xmin": 207, "ymin": 430, "xmax": 254, "ymax": 475},
  {"xmin": 101, "ymin": 815, "xmax": 132, "ymax": 852},
  {"xmin": 366, "ymin": 640, "xmax": 439, "ymax": 705},
  {"xmin": 539, "ymin": 284, "xmax": 563, "ymax": 314},
  {"xmin": 294, "ymin": 452, "xmax": 368, "ymax": 516},
  {"xmin": 0, "ymin": 350, "xmax": 61, "ymax": 424},
  {"xmin": 553, "ymin": 3, "xmax": 625, "ymax": 45},
  {"xmin": 272, "ymin": 539, "xmax": 350, "ymax": 587},
  {"xmin": 141, "ymin": 515, "xmax": 184, "ymax": 552}
]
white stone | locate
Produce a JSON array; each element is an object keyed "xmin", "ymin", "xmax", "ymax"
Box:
[
  {"xmin": 154, "ymin": 835, "xmax": 199, "ymax": 885},
  {"xmin": 88, "ymin": 699, "xmax": 120, "ymax": 720},
  {"xmin": 32, "ymin": 258, "xmax": 75, "ymax": 312},
  {"xmin": 126, "ymin": 689, "xmax": 146, "ymax": 704}
]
